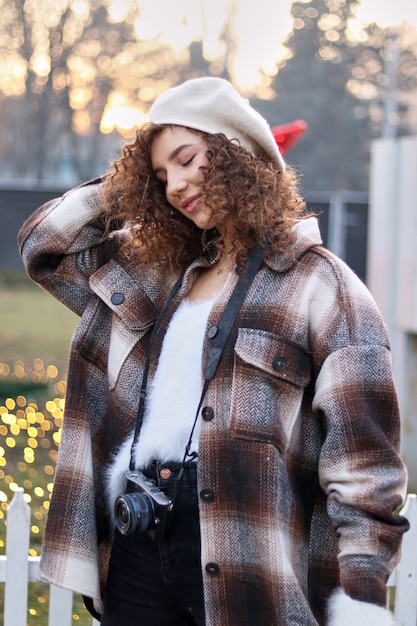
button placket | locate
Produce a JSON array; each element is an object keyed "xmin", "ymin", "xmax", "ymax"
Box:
[
  {"xmin": 200, "ymin": 488, "xmax": 215, "ymax": 503},
  {"xmin": 201, "ymin": 406, "xmax": 214, "ymax": 421},
  {"xmin": 205, "ymin": 562, "xmax": 220, "ymax": 577}
]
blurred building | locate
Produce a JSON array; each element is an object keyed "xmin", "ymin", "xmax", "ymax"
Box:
[{"xmin": 367, "ymin": 135, "xmax": 417, "ymax": 489}]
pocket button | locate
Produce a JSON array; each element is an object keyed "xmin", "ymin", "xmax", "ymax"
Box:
[{"xmin": 272, "ymin": 356, "xmax": 286, "ymax": 371}]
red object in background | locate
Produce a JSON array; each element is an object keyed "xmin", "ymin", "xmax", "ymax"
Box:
[{"xmin": 271, "ymin": 120, "xmax": 308, "ymax": 155}]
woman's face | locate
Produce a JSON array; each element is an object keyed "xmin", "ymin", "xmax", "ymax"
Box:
[{"xmin": 150, "ymin": 126, "xmax": 218, "ymax": 231}]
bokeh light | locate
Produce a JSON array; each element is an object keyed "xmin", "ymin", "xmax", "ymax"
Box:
[{"xmin": 0, "ymin": 358, "xmax": 92, "ymax": 621}]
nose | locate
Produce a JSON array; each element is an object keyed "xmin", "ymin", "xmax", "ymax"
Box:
[{"xmin": 166, "ymin": 170, "xmax": 187, "ymax": 196}]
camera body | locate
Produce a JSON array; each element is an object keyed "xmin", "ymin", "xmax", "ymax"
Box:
[{"xmin": 114, "ymin": 469, "xmax": 173, "ymax": 542}]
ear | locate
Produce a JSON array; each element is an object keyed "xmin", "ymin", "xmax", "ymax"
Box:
[{"xmin": 327, "ymin": 588, "xmax": 394, "ymax": 626}]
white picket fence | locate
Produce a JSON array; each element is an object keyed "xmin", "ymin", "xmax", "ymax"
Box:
[
  {"xmin": 1, "ymin": 489, "xmax": 417, "ymax": 625},
  {"xmin": 0, "ymin": 489, "xmax": 99, "ymax": 625}
]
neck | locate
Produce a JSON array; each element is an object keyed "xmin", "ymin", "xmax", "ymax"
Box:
[{"xmin": 215, "ymin": 247, "xmax": 236, "ymax": 275}]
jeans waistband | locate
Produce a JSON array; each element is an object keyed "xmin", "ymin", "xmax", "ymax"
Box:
[{"xmin": 143, "ymin": 459, "xmax": 197, "ymax": 486}]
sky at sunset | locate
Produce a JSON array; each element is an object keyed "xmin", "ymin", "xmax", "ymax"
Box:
[{"xmin": 132, "ymin": 0, "xmax": 417, "ymax": 88}]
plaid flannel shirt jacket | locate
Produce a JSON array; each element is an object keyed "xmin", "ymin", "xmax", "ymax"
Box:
[{"xmin": 18, "ymin": 178, "xmax": 408, "ymax": 625}]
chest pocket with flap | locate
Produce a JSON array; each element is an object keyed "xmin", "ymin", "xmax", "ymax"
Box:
[{"xmin": 229, "ymin": 327, "xmax": 311, "ymax": 452}]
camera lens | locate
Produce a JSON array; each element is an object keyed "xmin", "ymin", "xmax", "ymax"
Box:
[{"xmin": 114, "ymin": 492, "xmax": 155, "ymax": 535}]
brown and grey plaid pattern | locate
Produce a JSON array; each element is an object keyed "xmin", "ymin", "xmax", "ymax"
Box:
[{"xmin": 18, "ymin": 180, "xmax": 408, "ymax": 625}]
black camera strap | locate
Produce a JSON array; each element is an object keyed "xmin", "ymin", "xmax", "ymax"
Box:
[
  {"xmin": 129, "ymin": 243, "xmax": 266, "ymax": 476},
  {"xmin": 180, "ymin": 243, "xmax": 265, "ymax": 464}
]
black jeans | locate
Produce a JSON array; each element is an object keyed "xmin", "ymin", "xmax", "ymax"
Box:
[{"xmin": 102, "ymin": 461, "xmax": 205, "ymax": 626}]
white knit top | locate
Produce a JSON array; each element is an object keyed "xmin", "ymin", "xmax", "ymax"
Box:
[
  {"xmin": 105, "ymin": 294, "xmax": 217, "ymax": 514},
  {"xmin": 132, "ymin": 295, "xmax": 216, "ymax": 468}
]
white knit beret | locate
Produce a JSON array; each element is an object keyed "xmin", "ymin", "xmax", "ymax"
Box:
[{"xmin": 149, "ymin": 76, "xmax": 285, "ymax": 172}]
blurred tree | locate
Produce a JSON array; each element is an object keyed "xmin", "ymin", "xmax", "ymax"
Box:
[
  {"xmin": 1, "ymin": 0, "xmax": 416, "ymax": 189},
  {"xmin": 0, "ymin": 0, "xmax": 209, "ymax": 182},
  {"xmin": 346, "ymin": 21, "xmax": 417, "ymax": 139},
  {"xmin": 253, "ymin": 0, "xmax": 417, "ymax": 191}
]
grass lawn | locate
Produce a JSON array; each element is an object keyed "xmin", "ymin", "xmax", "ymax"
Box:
[{"xmin": 0, "ymin": 273, "xmax": 78, "ymax": 377}]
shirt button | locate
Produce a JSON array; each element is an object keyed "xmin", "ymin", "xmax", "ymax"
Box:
[
  {"xmin": 207, "ymin": 325, "xmax": 218, "ymax": 339},
  {"xmin": 111, "ymin": 292, "xmax": 125, "ymax": 305},
  {"xmin": 200, "ymin": 488, "xmax": 214, "ymax": 503},
  {"xmin": 205, "ymin": 562, "xmax": 220, "ymax": 577},
  {"xmin": 159, "ymin": 468, "xmax": 171, "ymax": 479},
  {"xmin": 202, "ymin": 407, "xmax": 214, "ymax": 421},
  {"xmin": 272, "ymin": 356, "xmax": 286, "ymax": 371}
]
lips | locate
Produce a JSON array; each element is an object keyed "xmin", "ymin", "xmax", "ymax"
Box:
[{"xmin": 182, "ymin": 194, "xmax": 202, "ymax": 213}]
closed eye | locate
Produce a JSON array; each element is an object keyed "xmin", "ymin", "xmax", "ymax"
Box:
[{"xmin": 182, "ymin": 155, "xmax": 195, "ymax": 167}]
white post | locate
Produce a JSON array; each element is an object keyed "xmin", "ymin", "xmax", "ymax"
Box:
[
  {"xmin": 327, "ymin": 192, "xmax": 345, "ymax": 259},
  {"xmin": 394, "ymin": 494, "xmax": 417, "ymax": 625},
  {"xmin": 367, "ymin": 136, "xmax": 417, "ymax": 489},
  {"xmin": 4, "ymin": 488, "xmax": 31, "ymax": 626},
  {"xmin": 48, "ymin": 585, "xmax": 73, "ymax": 626},
  {"xmin": 1, "ymin": 490, "xmax": 98, "ymax": 625}
]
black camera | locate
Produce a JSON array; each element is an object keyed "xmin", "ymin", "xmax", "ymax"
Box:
[{"xmin": 114, "ymin": 469, "xmax": 173, "ymax": 542}]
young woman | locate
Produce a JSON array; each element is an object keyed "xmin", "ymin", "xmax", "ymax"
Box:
[{"xmin": 18, "ymin": 77, "xmax": 408, "ymax": 626}]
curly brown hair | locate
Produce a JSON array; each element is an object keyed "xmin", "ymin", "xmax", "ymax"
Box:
[{"xmin": 102, "ymin": 123, "xmax": 308, "ymax": 271}]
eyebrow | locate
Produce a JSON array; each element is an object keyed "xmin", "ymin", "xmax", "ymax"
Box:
[{"xmin": 153, "ymin": 143, "xmax": 194, "ymax": 177}]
